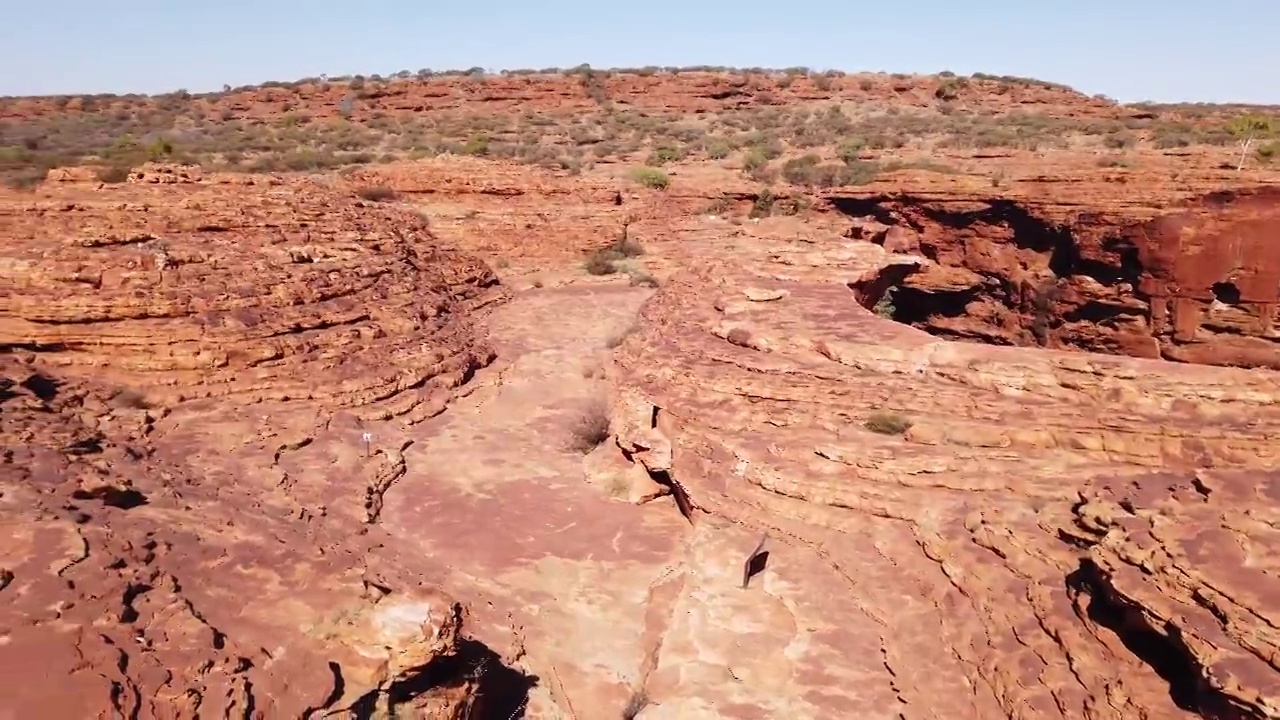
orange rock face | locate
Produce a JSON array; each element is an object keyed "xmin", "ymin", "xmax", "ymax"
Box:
[
  {"xmin": 0, "ymin": 176, "xmax": 514, "ymax": 717},
  {"xmin": 833, "ymin": 177, "xmax": 1280, "ymax": 368},
  {"xmin": 608, "ymin": 232, "xmax": 1280, "ymax": 718},
  {"xmin": 2, "ymin": 173, "xmax": 500, "ymax": 416},
  {"xmin": 4, "ymin": 101, "xmax": 1280, "ymax": 718}
]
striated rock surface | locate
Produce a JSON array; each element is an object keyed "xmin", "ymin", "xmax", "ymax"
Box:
[
  {"xmin": 0, "ymin": 177, "xmax": 501, "ymax": 419},
  {"xmin": 0, "ymin": 356, "xmax": 483, "ymax": 718},
  {"xmin": 0, "ymin": 178, "xmax": 518, "ymax": 718},
  {"xmin": 832, "ymin": 182, "xmax": 1280, "ymax": 369},
  {"xmin": 607, "ymin": 231, "xmax": 1280, "ymax": 718},
  {"xmin": 8, "ymin": 150, "xmax": 1280, "ymax": 718}
]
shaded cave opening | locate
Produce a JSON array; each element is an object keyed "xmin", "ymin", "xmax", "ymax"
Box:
[
  {"xmin": 838, "ymin": 196, "xmax": 1169, "ymax": 360},
  {"xmin": 1212, "ymin": 281, "xmax": 1241, "ymax": 305}
]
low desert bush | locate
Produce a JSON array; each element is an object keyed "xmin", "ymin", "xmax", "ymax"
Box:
[
  {"xmin": 95, "ymin": 165, "xmax": 131, "ymax": 183},
  {"xmin": 584, "ymin": 252, "xmax": 620, "ymax": 275},
  {"xmin": 628, "ymin": 270, "xmax": 659, "ymax": 288},
  {"xmin": 605, "ymin": 320, "xmax": 640, "ymax": 349},
  {"xmin": 864, "ymin": 411, "xmax": 913, "ymax": 435},
  {"xmin": 355, "ymin": 184, "xmax": 397, "ymax": 201},
  {"xmin": 630, "ymin": 166, "xmax": 669, "ymax": 189},
  {"xmin": 584, "ymin": 225, "xmax": 645, "ymax": 275},
  {"xmin": 568, "ymin": 399, "xmax": 612, "ymax": 453},
  {"xmin": 782, "ymin": 154, "xmax": 879, "ymax": 188}
]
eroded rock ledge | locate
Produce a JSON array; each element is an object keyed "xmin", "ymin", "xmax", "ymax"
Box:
[
  {"xmin": 606, "ymin": 227, "xmax": 1280, "ymax": 718},
  {"xmin": 0, "ymin": 177, "xmax": 521, "ymax": 717},
  {"xmin": 1, "ymin": 173, "xmax": 502, "ymax": 420},
  {"xmin": 834, "ymin": 185, "xmax": 1280, "ymax": 369}
]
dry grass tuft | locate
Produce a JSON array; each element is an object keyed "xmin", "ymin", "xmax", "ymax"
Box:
[
  {"xmin": 864, "ymin": 411, "xmax": 913, "ymax": 435},
  {"xmin": 568, "ymin": 398, "xmax": 612, "ymax": 453},
  {"xmin": 355, "ymin": 184, "xmax": 397, "ymax": 201},
  {"xmin": 725, "ymin": 327, "xmax": 754, "ymax": 347}
]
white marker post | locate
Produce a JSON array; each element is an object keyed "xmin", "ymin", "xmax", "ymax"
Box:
[{"xmin": 361, "ymin": 432, "xmax": 372, "ymax": 458}]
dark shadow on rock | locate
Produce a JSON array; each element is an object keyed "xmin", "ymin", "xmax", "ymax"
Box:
[
  {"xmin": 376, "ymin": 637, "xmax": 537, "ymax": 719},
  {"xmin": 72, "ymin": 486, "xmax": 149, "ymax": 510},
  {"xmin": 64, "ymin": 434, "xmax": 104, "ymax": 455},
  {"xmin": 0, "ymin": 378, "xmax": 17, "ymax": 404},
  {"xmin": 1065, "ymin": 559, "xmax": 1241, "ymax": 720},
  {"xmin": 459, "ymin": 638, "xmax": 539, "ymax": 719},
  {"xmin": 20, "ymin": 372, "xmax": 60, "ymax": 401},
  {"xmin": 742, "ymin": 550, "xmax": 770, "ymax": 589}
]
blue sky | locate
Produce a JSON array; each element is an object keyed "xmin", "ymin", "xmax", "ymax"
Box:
[{"xmin": 3, "ymin": 1, "xmax": 1276, "ymax": 103}]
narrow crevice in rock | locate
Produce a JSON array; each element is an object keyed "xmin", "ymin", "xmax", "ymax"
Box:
[
  {"xmin": 647, "ymin": 468, "xmax": 693, "ymax": 523},
  {"xmin": 1065, "ymin": 560, "xmax": 1245, "ymax": 720}
]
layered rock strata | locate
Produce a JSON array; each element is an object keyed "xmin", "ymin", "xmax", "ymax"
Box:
[
  {"xmin": 0, "ymin": 173, "xmax": 501, "ymax": 419},
  {"xmin": 607, "ymin": 233, "xmax": 1280, "ymax": 718},
  {"xmin": 0, "ymin": 176, "xmax": 512, "ymax": 717},
  {"xmin": 837, "ymin": 185, "xmax": 1280, "ymax": 369}
]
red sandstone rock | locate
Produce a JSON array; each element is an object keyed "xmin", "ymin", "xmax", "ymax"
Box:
[
  {"xmin": 836, "ymin": 182, "xmax": 1280, "ymax": 368},
  {"xmin": 0, "ymin": 177, "xmax": 513, "ymax": 717},
  {"xmin": 43, "ymin": 165, "xmax": 101, "ymax": 183},
  {"xmin": 604, "ymin": 212, "xmax": 1280, "ymax": 717},
  {"xmin": 6, "ymin": 145, "xmax": 1280, "ymax": 719},
  {"xmin": 1, "ymin": 175, "xmax": 501, "ymax": 416}
]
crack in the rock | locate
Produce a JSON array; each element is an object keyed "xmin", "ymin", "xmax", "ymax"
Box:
[
  {"xmin": 56, "ymin": 527, "xmax": 90, "ymax": 576},
  {"xmin": 272, "ymin": 437, "xmax": 314, "ymax": 466},
  {"xmin": 363, "ymin": 439, "xmax": 413, "ymax": 524},
  {"xmin": 630, "ymin": 540, "xmax": 692, "ymax": 713},
  {"xmin": 1065, "ymin": 558, "xmax": 1253, "ymax": 720}
]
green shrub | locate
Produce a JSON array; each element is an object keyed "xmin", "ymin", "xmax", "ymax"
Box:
[
  {"xmin": 836, "ymin": 138, "xmax": 866, "ymax": 165},
  {"xmin": 782, "ymin": 154, "xmax": 879, "ymax": 187},
  {"xmin": 706, "ymin": 140, "xmax": 732, "ymax": 159},
  {"xmin": 742, "ymin": 148, "xmax": 768, "ymax": 172},
  {"xmin": 630, "ymin": 166, "xmax": 669, "ymax": 189},
  {"xmin": 749, "ymin": 188, "xmax": 775, "ymax": 218},
  {"xmin": 645, "ymin": 144, "xmax": 682, "ymax": 166},
  {"xmin": 461, "ymin": 133, "xmax": 490, "ymax": 156}
]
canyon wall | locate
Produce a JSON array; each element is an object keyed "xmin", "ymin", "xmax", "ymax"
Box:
[{"xmin": 836, "ymin": 185, "xmax": 1280, "ymax": 368}]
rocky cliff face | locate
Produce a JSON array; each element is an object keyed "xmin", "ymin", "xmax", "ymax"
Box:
[
  {"xmin": 835, "ymin": 185, "xmax": 1280, "ymax": 368},
  {"xmin": 1, "ymin": 166, "xmax": 501, "ymax": 414},
  {"xmin": 0, "ymin": 170, "xmax": 521, "ymax": 717},
  {"xmin": 606, "ymin": 231, "xmax": 1280, "ymax": 718},
  {"xmin": 6, "ymin": 148, "xmax": 1280, "ymax": 718}
]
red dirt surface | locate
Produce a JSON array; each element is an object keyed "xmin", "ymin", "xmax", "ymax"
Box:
[{"xmin": 3, "ymin": 68, "xmax": 1280, "ymax": 719}]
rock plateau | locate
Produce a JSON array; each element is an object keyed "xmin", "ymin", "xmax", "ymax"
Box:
[{"xmin": 2, "ymin": 75, "xmax": 1280, "ymax": 720}]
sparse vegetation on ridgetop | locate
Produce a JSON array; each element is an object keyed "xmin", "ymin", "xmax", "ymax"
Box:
[{"xmin": 1, "ymin": 65, "xmax": 1276, "ymax": 188}]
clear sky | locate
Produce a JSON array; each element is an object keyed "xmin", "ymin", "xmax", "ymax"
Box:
[{"xmin": 2, "ymin": 1, "xmax": 1276, "ymax": 103}]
